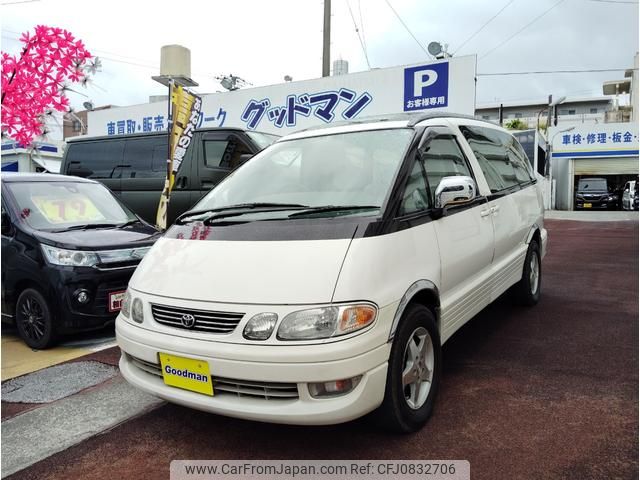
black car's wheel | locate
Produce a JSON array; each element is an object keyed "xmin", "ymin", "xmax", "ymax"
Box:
[
  {"xmin": 513, "ymin": 240, "xmax": 541, "ymax": 306},
  {"xmin": 376, "ymin": 303, "xmax": 441, "ymax": 433},
  {"xmin": 15, "ymin": 288, "xmax": 57, "ymax": 349}
]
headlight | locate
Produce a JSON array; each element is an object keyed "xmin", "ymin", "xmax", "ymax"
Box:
[
  {"xmin": 131, "ymin": 297, "xmax": 144, "ymax": 324},
  {"xmin": 277, "ymin": 304, "xmax": 376, "ymax": 340},
  {"xmin": 121, "ymin": 290, "xmax": 131, "ymax": 318},
  {"xmin": 243, "ymin": 312, "xmax": 278, "ymax": 340},
  {"xmin": 41, "ymin": 245, "xmax": 99, "ymax": 267}
]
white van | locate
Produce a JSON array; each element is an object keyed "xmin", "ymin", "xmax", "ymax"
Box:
[{"xmin": 116, "ymin": 114, "xmax": 548, "ymax": 432}]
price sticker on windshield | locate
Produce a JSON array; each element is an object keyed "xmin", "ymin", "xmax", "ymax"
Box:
[{"xmin": 31, "ymin": 194, "xmax": 106, "ymax": 224}]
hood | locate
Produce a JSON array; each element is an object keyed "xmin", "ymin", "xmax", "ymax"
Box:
[
  {"xmin": 129, "ymin": 236, "xmax": 354, "ymax": 304},
  {"xmin": 35, "ymin": 224, "xmax": 160, "ymax": 250}
]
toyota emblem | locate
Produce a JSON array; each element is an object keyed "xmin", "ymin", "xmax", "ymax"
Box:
[{"xmin": 181, "ymin": 313, "xmax": 196, "ymax": 328}]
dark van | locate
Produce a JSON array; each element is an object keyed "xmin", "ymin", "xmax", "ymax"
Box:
[
  {"xmin": 61, "ymin": 128, "xmax": 279, "ymax": 225},
  {"xmin": 1, "ymin": 173, "xmax": 160, "ymax": 349}
]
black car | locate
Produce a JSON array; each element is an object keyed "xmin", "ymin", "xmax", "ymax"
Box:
[
  {"xmin": 1, "ymin": 173, "xmax": 160, "ymax": 348},
  {"xmin": 575, "ymin": 177, "xmax": 617, "ymax": 210},
  {"xmin": 61, "ymin": 128, "xmax": 279, "ymax": 225}
]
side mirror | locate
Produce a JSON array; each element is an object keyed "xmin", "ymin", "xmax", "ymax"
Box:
[
  {"xmin": 434, "ymin": 176, "xmax": 477, "ymax": 209},
  {"xmin": 238, "ymin": 153, "xmax": 253, "ymax": 165}
]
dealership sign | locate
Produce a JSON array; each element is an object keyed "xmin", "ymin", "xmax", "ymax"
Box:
[
  {"xmin": 551, "ymin": 123, "xmax": 639, "ymax": 158},
  {"xmin": 88, "ymin": 55, "xmax": 476, "ymax": 137}
]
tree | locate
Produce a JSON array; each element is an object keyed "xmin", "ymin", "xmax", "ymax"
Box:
[
  {"xmin": 504, "ymin": 119, "xmax": 529, "ymax": 130},
  {"xmin": 1, "ymin": 25, "xmax": 95, "ymax": 146}
]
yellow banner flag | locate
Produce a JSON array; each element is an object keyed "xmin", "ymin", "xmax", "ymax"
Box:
[{"xmin": 156, "ymin": 83, "xmax": 202, "ymax": 230}]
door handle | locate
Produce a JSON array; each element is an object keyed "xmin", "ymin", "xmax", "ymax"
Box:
[{"xmin": 480, "ymin": 209, "xmax": 492, "ymax": 217}]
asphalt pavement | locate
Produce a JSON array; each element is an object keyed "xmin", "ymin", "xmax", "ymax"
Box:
[{"xmin": 2, "ymin": 218, "xmax": 638, "ymax": 480}]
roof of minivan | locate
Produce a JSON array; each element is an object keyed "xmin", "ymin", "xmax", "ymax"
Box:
[
  {"xmin": 66, "ymin": 127, "xmax": 277, "ymax": 143},
  {"xmin": 1, "ymin": 172, "xmax": 96, "ymax": 184},
  {"xmin": 292, "ymin": 112, "xmax": 489, "ymax": 133},
  {"xmin": 281, "ymin": 112, "xmax": 501, "ymax": 141}
]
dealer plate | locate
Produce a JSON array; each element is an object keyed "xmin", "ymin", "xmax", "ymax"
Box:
[
  {"xmin": 158, "ymin": 353, "xmax": 214, "ymax": 396},
  {"xmin": 583, "ymin": 203, "xmax": 592, "ymax": 208},
  {"xmin": 108, "ymin": 291, "xmax": 126, "ymax": 312}
]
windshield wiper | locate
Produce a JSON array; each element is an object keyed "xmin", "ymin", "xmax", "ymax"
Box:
[
  {"xmin": 50, "ymin": 223, "xmax": 121, "ymax": 232},
  {"xmin": 117, "ymin": 219, "xmax": 141, "ymax": 228},
  {"xmin": 176, "ymin": 203, "xmax": 310, "ymax": 224},
  {"xmin": 288, "ymin": 205, "xmax": 381, "ymax": 218}
]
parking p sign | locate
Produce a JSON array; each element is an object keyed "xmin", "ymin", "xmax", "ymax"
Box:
[{"xmin": 404, "ymin": 62, "xmax": 449, "ymax": 112}]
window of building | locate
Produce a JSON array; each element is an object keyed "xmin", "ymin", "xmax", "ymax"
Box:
[
  {"xmin": 514, "ymin": 113, "xmax": 522, "ymax": 118},
  {"xmin": 590, "ymin": 108, "xmax": 598, "ymax": 114}
]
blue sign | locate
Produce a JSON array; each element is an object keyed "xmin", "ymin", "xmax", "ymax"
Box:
[{"xmin": 403, "ymin": 62, "xmax": 449, "ymax": 112}]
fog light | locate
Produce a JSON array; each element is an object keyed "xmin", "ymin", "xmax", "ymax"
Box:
[
  {"xmin": 74, "ymin": 289, "xmax": 90, "ymax": 304},
  {"xmin": 308, "ymin": 375, "xmax": 362, "ymax": 398}
]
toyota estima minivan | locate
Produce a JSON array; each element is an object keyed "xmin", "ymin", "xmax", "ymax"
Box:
[{"xmin": 117, "ymin": 114, "xmax": 548, "ymax": 432}]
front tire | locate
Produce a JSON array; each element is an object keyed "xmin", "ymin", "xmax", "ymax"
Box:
[
  {"xmin": 377, "ymin": 304, "xmax": 441, "ymax": 433},
  {"xmin": 15, "ymin": 288, "xmax": 57, "ymax": 349}
]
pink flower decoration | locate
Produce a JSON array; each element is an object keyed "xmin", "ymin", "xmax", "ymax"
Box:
[{"xmin": 1, "ymin": 25, "xmax": 93, "ymax": 146}]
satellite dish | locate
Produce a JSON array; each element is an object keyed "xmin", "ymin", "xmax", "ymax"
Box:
[{"xmin": 428, "ymin": 41, "xmax": 443, "ymax": 57}]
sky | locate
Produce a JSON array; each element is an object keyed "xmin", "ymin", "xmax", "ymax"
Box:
[{"xmin": 1, "ymin": 0, "xmax": 638, "ymax": 113}]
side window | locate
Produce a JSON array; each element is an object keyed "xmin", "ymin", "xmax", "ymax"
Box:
[
  {"xmin": 122, "ymin": 137, "xmax": 168, "ymax": 179},
  {"xmin": 65, "ymin": 140, "xmax": 124, "ymax": 179},
  {"xmin": 399, "ymin": 159, "xmax": 429, "ymax": 215},
  {"xmin": 503, "ymin": 134, "xmax": 535, "ymax": 184},
  {"xmin": 422, "ymin": 135, "xmax": 473, "ymax": 201},
  {"xmin": 460, "ymin": 126, "xmax": 520, "ymax": 194},
  {"xmin": 204, "ymin": 138, "xmax": 252, "ymax": 169}
]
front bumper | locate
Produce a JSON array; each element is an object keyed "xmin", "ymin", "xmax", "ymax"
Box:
[
  {"xmin": 46, "ymin": 265, "xmax": 136, "ymax": 333},
  {"xmin": 116, "ymin": 312, "xmax": 392, "ymax": 425}
]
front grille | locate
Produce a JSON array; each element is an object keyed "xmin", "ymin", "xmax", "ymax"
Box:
[
  {"xmin": 128, "ymin": 355, "xmax": 299, "ymax": 400},
  {"xmin": 151, "ymin": 304, "xmax": 244, "ymax": 333}
]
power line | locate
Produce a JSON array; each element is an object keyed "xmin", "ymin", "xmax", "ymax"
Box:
[
  {"xmin": 383, "ymin": 0, "xmax": 434, "ymax": 60},
  {"xmin": 453, "ymin": 0, "xmax": 516, "ymax": 55},
  {"xmin": 346, "ymin": 0, "xmax": 371, "ymax": 68},
  {"xmin": 480, "ymin": 0, "xmax": 566, "ymax": 60},
  {"xmin": 478, "ymin": 67, "xmax": 636, "ymax": 76},
  {"xmin": 358, "ymin": 0, "xmax": 369, "ymax": 64}
]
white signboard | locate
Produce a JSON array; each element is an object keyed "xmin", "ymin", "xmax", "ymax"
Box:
[
  {"xmin": 551, "ymin": 122, "xmax": 639, "ymax": 158},
  {"xmin": 88, "ymin": 55, "xmax": 477, "ymax": 137}
]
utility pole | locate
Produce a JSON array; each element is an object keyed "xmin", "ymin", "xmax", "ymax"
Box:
[{"xmin": 322, "ymin": 0, "xmax": 331, "ymax": 77}]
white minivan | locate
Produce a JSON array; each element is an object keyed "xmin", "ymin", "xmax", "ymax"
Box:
[{"xmin": 117, "ymin": 114, "xmax": 548, "ymax": 432}]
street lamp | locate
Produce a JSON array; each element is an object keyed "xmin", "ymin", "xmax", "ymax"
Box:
[
  {"xmin": 546, "ymin": 126, "xmax": 575, "ymax": 210},
  {"xmin": 538, "ymin": 96, "xmax": 567, "ymax": 132}
]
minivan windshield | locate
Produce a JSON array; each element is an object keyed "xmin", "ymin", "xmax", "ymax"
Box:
[
  {"xmin": 578, "ymin": 178, "xmax": 608, "ymax": 192},
  {"xmin": 5, "ymin": 181, "xmax": 138, "ymax": 231},
  {"xmin": 193, "ymin": 128, "xmax": 414, "ymax": 216}
]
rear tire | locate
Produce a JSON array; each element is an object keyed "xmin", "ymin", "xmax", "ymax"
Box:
[
  {"xmin": 513, "ymin": 240, "xmax": 541, "ymax": 306},
  {"xmin": 15, "ymin": 288, "xmax": 57, "ymax": 349},
  {"xmin": 376, "ymin": 304, "xmax": 441, "ymax": 433}
]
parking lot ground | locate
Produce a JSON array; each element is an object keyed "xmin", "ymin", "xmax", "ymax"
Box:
[
  {"xmin": 4, "ymin": 219, "xmax": 638, "ymax": 480},
  {"xmin": 1, "ymin": 327, "xmax": 116, "ymax": 381}
]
